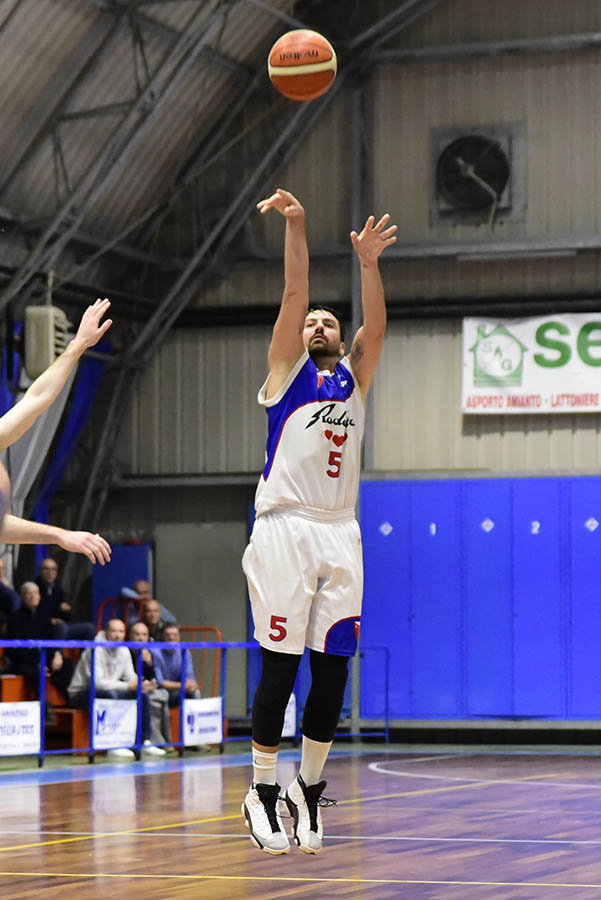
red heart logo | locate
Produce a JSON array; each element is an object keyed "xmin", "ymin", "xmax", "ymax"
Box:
[
  {"xmin": 324, "ymin": 430, "xmax": 332, "ymax": 440},
  {"xmin": 333, "ymin": 433, "xmax": 348, "ymax": 447}
]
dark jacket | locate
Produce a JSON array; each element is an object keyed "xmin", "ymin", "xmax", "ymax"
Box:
[
  {"xmin": 7, "ymin": 604, "xmax": 53, "ymax": 671},
  {"xmin": 35, "ymin": 579, "xmax": 69, "ymax": 621}
]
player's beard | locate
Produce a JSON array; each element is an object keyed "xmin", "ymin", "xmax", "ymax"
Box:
[{"xmin": 308, "ymin": 339, "xmax": 341, "ymax": 368}]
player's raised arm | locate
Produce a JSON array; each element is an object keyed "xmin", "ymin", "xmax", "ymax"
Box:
[
  {"xmin": 0, "ymin": 514, "xmax": 111, "ymax": 565},
  {"xmin": 349, "ymin": 213, "xmax": 397, "ymax": 400},
  {"xmin": 256, "ymin": 189, "xmax": 308, "ymax": 396},
  {"xmin": 0, "ymin": 298, "xmax": 112, "ymax": 452}
]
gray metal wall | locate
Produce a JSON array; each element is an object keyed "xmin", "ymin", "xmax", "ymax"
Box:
[
  {"xmin": 374, "ymin": 320, "xmax": 601, "ymax": 473},
  {"xmin": 117, "ymin": 327, "xmax": 269, "ymax": 474}
]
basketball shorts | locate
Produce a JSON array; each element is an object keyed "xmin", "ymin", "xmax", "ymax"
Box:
[{"xmin": 242, "ymin": 510, "xmax": 363, "ymax": 657}]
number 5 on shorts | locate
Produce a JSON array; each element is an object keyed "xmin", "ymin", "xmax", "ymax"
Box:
[{"xmin": 269, "ymin": 615, "xmax": 288, "ymax": 642}]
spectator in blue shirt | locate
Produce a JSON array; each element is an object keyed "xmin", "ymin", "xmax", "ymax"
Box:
[{"xmin": 152, "ymin": 623, "xmax": 200, "ymax": 707}]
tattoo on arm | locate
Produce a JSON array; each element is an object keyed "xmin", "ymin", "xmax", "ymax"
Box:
[{"xmin": 351, "ymin": 340, "xmax": 364, "ymax": 365}]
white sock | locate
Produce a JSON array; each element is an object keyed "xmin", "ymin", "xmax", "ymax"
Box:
[
  {"xmin": 252, "ymin": 747, "xmax": 278, "ymax": 786},
  {"xmin": 299, "ymin": 735, "xmax": 332, "ymax": 786}
]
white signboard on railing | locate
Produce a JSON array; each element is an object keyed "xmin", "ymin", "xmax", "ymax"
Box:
[
  {"xmin": 463, "ymin": 315, "xmax": 601, "ymax": 413},
  {"xmin": 183, "ymin": 697, "xmax": 222, "ymax": 746},
  {"xmin": 0, "ymin": 701, "xmax": 40, "ymax": 755},
  {"xmin": 93, "ymin": 699, "xmax": 137, "ymax": 750}
]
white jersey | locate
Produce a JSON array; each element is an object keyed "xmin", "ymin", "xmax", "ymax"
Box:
[{"xmin": 253, "ymin": 350, "xmax": 365, "ymax": 519}]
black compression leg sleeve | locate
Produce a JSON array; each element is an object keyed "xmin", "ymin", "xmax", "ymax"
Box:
[
  {"xmin": 301, "ymin": 650, "xmax": 350, "ymax": 743},
  {"xmin": 252, "ymin": 648, "xmax": 302, "ymax": 746}
]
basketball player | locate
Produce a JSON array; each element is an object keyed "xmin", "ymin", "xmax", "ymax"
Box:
[
  {"xmin": 242, "ymin": 188, "xmax": 397, "ymax": 854},
  {"xmin": 0, "ymin": 297, "xmax": 112, "ymax": 563}
]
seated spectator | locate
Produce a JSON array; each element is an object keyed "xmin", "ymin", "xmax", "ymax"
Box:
[
  {"xmin": 140, "ymin": 598, "xmax": 169, "ymax": 642},
  {"xmin": 152, "ymin": 623, "xmax": 201, "ymax": 707},
  {"xmin": 7, "ymin": 581, "xmax": 73, "ymax": 698},
  {"xmin": 0, "ymin": 557, "xmax": 20, "ymax": 643},
  {"xmin": 135, "ymin": 580, "xmax": 176, "ymax": 623},
  {"xmin": 128, "ymin": 621, "xmax": 170, "ymax": 746},
  {"xmin": 36, "ymin": 557, "xmax": 95, "ymax": 642},
  {"xmin": 67, "ymin": 617, "xmax": 166, "ymax": 759},
  {"xmin": 122, "ymin": 583, "xmax": 176, "ymax": 629}
]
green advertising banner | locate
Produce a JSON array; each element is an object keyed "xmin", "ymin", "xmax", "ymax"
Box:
[{"xmin": 462, "ymin": 315, "xmax": 601, "ymax": 414}]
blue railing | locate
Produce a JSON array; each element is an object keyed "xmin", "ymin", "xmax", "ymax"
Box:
[
  {"xmin": 0, "ymin": 639, "xmax": 391, "ymax": 764},
  {"xmin": 0, "ymin": 638, "xmax": 256, "ymax": 765}
]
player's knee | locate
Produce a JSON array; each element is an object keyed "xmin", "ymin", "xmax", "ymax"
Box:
[
  {"xmin": 252, "ymin": 648, "xmax": 301, "ymax": 745},
  {"xmin": 302, "ymin": 650, "xmax": 350, "ymax": 742}
]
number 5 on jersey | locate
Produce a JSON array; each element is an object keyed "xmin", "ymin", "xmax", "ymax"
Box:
[
  {"xmin": 269, "ymin": 615, "xmax": 288, "ymax": 642},
  {"xmin": 327, "ymin": 450, "xmax": 341, "ymax": 478}
]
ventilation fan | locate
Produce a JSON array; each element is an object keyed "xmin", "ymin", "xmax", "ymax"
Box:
[{"xmin": 436, "ymin": 134, "xmax": 511, "ymax": 215}]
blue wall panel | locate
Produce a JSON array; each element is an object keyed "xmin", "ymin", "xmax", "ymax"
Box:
[
  {"xmin": 462, "ymin": 481, "xmax": 514, "ymax": 715},
  {"xmin": 512, "ymin": 480, "xmax": 564, "ymax": 716},
  {"xmin": 409, "ymin": 482, "xmax": 462, "ymax": 717},
  {"xmin": 568, "ymin": 479, "xmax": 601, "ymax": 717},
  {"xmin": 360, "ymin": 482, "xmax": 411, "ymax": 718}
]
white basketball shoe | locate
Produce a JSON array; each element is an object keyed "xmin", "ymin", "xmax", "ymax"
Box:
[
  {"xmin": 242, "ymin": 783, "xmax": 290, "ymax": 855},
  {"xmin": 285, "ymin": 774, "xmax": 335, "ymax": 854}
]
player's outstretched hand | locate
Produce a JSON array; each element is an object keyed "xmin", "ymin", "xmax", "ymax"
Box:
[
  {"xmin": 57, "ymin": 530, "xmax": 112, "ymax": 565},
  {"xmin": 350, "ymin": 214, "xmax": 397, "ymax": 266},
  {"xmin": 72, "ymin": 298, "xmax": 113, "ymax": 352},
  {"xmin": 256, "ymin": 188, "xmax": 304, "ymax": 219}
]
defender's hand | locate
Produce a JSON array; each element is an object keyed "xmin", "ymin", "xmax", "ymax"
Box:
[{"xmin": 72, "ymin": 298, "xmax": 113, "ymax": 352}]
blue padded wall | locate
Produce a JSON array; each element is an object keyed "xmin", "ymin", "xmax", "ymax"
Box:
[
  {"xmin": 409, "ymin": 482, "xmax": 462, "ymax": 717},
  {"xmin": 568, "ymin": 478, "xmax": 601, "ymax": 716},
  {"xmin": 462, "ymin": 480, "xmax": 513, "ymax": 716},
  {"xmin": 360, "ymin": 482, "xmax": 411, "ymax": 718},
  {"xmin": 360, "ymin": 477, "xmax": 601, "ymax": 721},
  {"xmin": 512, "ymin": 479, "xmax": 565, "ymax": 716}
]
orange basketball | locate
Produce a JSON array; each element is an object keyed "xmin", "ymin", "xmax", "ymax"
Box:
[{"xmin": 268, "ymin": 29, "xmax": 337, "ymax": 102}]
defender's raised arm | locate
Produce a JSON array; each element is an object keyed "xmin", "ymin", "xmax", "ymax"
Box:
[{"xmin": 0, "ymin": 297, "xmax": 112, "ymax": 452}]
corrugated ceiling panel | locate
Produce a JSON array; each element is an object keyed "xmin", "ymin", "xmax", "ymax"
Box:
[
  {"xmin": 0, "ymin": 0, "xmax": 298, "ymax": 236},
  {"xmin": 0, "ymin": 1, "xmax": 105, "ymax": 193}
]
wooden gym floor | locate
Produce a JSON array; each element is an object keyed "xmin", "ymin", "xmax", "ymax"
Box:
[{"xmin": 1, "ymin": 743, "xmax": 601, "ymax": 899}]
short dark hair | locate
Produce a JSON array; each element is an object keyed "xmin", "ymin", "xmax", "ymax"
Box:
[
  {"xmin": 306, "ymin": 306, "xmax": 346, "ymax": 344},
  {"xmin": 161, "ymin": 622, "xmax": 180, "ymax": 637}
]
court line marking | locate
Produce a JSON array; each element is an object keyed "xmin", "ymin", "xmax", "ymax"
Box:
[
  {"xmin": 124, "ymin": 831, "xmax": 601, "ymax": 847},
  {"xmin": 0, "ymin": 780, "xmax": 519, "ymax": 854},
  {"xmin": 4, "ymin": 829, "xmax": 601, "ymax": 848},
  {"xmin": 380, "ymin": 753, "xmax": 465, "ymax": 764},
  {"xmin": 0, "ymin": 776, "xmax": 565, "ymax": 855},
  {"xmin": 2, "ymin": 871, "xmax": 601, "ymax": 888},
  {"xmin": 0, "ymin": 813, "xmax": 241, "ymax": 853},
  {"xmin": 369, "ymin": 761, "xmax": 601, "ymax": 790},
  {"xmin": 0, "ymin": 766, "xmax": 588, "ymax": 856}
]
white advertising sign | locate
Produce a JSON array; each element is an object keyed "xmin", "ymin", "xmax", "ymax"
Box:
[
  {"xmin": 183, "ymin": 697, "xmax": 223, "ymax": 746},
  {"xmin": 462, "ymin": 315, "xmax": 601, "ymax": 414},
  {"xmin": 0, "ymin": 701, "xmax": 40, "ymax": 755},
  {"xmin": 282, "ymin": 693, "xmax": 296, "ymax": 738},
  {"xmin": 93, "ymin": 699, "xmax": 137, "ymax": 750}
]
